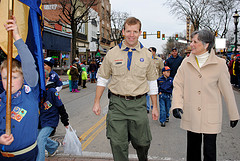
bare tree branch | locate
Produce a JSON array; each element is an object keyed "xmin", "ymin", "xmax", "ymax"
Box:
[
  {"xmin": 106, "ymin": 10, "xmax": 129, "ymax": 45},
  {"xmin": 165, "ymin": 0, "xmax": 239, "ymax": 38},
  {"xmin": 57, "ymin": 0, "xmax": 99, "ymax": 59}
]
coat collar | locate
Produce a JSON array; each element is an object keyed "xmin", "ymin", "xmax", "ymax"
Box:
[
  {"xmin": 187, "ymin": 49, "xmax": 218, "ymax": 72},
  {"xmin": 1, "ymin": 86, "xmax": 24, "ymax": 104}
]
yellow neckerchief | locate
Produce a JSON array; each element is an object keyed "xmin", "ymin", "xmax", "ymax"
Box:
[{"xmin": 233, "ymin": 61, "xmax": 236, "ymax": 76}]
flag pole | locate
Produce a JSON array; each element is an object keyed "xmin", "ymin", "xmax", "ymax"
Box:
[{"xmin": 6, "ymin": 0, "xmax": 14, "ymax": 135}]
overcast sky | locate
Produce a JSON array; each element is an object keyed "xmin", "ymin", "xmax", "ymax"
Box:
[{"xmin": 109, "ymin": 0, "xmax": 186, "ymax": 54}]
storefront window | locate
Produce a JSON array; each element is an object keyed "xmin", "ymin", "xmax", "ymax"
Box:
[{"xmin": 47, "ymin": 50, "xmax": 70, "ymax": 68}]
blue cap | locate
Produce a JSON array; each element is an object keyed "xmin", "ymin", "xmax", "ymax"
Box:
[
  {"xmin": 44, "ymin": 57, "xmax": 55, "ymax": 67},
  {"xmin": 162, "ymin": 66, "xmax": 171, "ymax": 72}
]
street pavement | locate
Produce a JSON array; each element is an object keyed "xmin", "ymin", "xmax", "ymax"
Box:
[
  {"xmin": 45, "ymin": 75, "xmax": 240, "ymax": 161},
  {"xmin": 46, "ymin": 75, "xmax": 141, "ymax": 161}
]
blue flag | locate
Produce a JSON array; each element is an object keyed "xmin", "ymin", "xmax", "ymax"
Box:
[{"xmin": 18, "ymin": 0, "xmax": 45, "ymax": 96}]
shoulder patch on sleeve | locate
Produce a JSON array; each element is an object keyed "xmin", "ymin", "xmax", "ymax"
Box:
[
  {"xmin": 24, "ymin": 85, "xmax": 32, "ymax": 93},
  {"xmin": 55, "ymin": 92, "xmax": 59, "ymax": 96}
]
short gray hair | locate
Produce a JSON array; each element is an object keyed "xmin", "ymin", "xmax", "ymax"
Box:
[{"xmin": 191, "ymin": 29, "xmax": 215, "ymax": 53}]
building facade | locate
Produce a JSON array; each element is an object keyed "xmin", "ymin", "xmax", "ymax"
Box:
[
  {"xmin": 42, "ymin": 0, "xmax": 112, "ymax": 66},
  {"xmin": 92, "ymin": 0, "xmax": 112, "ymax": 56},
  {"xmin": 88, "ymin": 8, "xmax": 100, "ymax": 59}
]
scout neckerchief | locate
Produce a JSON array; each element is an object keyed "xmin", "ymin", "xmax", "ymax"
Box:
[
  {"xmin": 124, "ymin": 47, "xmax": 136, "ymax": 71},
  {"xmin": 118, "ymin": 41, "xmax": 144, "ymax": 71}
]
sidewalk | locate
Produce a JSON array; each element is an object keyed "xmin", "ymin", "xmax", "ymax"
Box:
[{"xmin": 60, "ymin": 75, "xmax": 70, "ymax": 89}]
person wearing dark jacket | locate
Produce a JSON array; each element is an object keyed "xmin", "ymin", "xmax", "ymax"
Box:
[
  {"xmin": 157, "ymin": 66, "xmax": 173, "ymax": 127},
  {"xmin": 37, "ymin": 70, "xmax": 69, "ymax": 161},
  {"xmin": 164, "ymin": 48, "xmax": 183, "ymax": 78},
  {"xmin": 88, "ymin": 60, "xmax": 97, "ymax": 83},
  {"xmin": 72, "ymin": 57, "xmax": 82, "ymax": 86},
  {"xmin": 70, "ymin": 64, "xmax": 80, "ymax": 92},
  {"xmin": 234, "ymin": 56, "xmax": 240, "ymax": 90}
]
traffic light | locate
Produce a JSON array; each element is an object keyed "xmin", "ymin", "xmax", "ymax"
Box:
[
  {"xmin": 175, "ymin": 34, "xmax": 178, "ymax": 40},
  {"xmin": 157, "ymin": 31, "xmax": 161, "ymax": 38},
  {"xmin": 215, "ymin": 31, "xmax": 218, "ymax": 37},
  {"xmin": 143, "ymin": 31, "xmax": 147, "ymax": 39},
  {"xmin": 162, "ymin": 34, "xmax": 165, "ymax": 40}
]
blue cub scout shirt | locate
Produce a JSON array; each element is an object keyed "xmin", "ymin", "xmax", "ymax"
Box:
[
  {"xmin": 39, "ymin": 87, "xmax": 63, "ymax": 128},
  {"xmin": 0, "ymin": 85, "xmax": 39, "ymax": 152},
  {"xmin": 157, "ymin": 76, "xmax": 173, "ymax": 94}
]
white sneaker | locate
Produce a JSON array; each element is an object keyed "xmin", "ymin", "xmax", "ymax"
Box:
[
  {"xmin": 48, "ymin": 150, "xmax": 58, "ymax": 157},
  {"xmin": 48, "ymin": 141, "xmax": 60, "ymax": 157}
]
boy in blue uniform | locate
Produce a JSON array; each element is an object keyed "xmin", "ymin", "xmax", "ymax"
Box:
[
  {"xmin": 0, "ymin": 16, "xmax": 39, "ymax": 160},
  {"xmin": 37, "ymin": 70, "xmax": 69, "ymax": 161},
  {"xmin": 157, "ymin": 66, "xmax": 173, "ymax": 127},
  {"xmin": 44, "ymin": 57, "xmax": 63, "ymax": 92}
]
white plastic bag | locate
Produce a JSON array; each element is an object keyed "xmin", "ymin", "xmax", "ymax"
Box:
[{"xmin": 63, "ymin": 125, "xmax": 82, "ymax": 155}]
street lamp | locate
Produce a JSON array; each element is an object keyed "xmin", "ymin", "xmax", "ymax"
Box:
[
  {"xmin": 96, "ymin": 31, "xmax": 100, "ymax": 58},
  {"xmin": 233, "ymin": 10, "xmax": 239, "ymax": 54}
]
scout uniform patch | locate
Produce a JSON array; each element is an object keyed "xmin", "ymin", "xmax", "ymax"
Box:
[
  {"xmin": 24, "ymin": 85, "xmax": 31, "ymax": 93},
  {"xmin": 44, "ymin": 101, "xmax": 52, "ymax": 110},
  {"xmin": 115, "ymin": 59, "xmax": 123, "ymax": 65},
  {"xmin": 11, "ymin": 106, "xmax": 27, "ymax": 122},
  {"xmin": 51, "ymin": 73, "xmax": 56, "ymax": 80},
  {"xmin": 55, "ymin": 92, "xmax": 61, "ymax": 100}
]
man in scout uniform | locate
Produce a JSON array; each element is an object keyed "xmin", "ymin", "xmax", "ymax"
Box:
[
  {"xmin": 149, "ymin": 47, "xmax": 164, "ymax": 77},
  {"xmin": 146, "ymin": 47, "xmax": 164, "ymax": 113},
  {"xmin": 92, "ymin": 17, "xmax": 159, "ymax": 161}
]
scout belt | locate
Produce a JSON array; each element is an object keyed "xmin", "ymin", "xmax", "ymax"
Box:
[
  {"xmin": 112, "ymin": 93, "xmax": 146, "ymax": 100},
  {"xmin": 1, "ymin": 141, "xmax": 37, "ymax": 157}
]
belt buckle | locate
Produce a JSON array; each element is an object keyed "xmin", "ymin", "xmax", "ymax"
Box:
[
  {"xmin": 124, "ymin": 96, "xmax": 130, "ymax": 101},
  {"xmin": 1, "ymin": 152, "xmax": 15, "ymax": 157}
]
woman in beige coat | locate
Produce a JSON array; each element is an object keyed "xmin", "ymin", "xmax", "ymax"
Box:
[{"xmin": 171, "ymin": 29, "xmax": 239, "ymax": 161}]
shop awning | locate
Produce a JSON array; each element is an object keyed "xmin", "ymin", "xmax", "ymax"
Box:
[{"xmin": 43, "ymin": 27, "xmax": 71, "ymax": 52}]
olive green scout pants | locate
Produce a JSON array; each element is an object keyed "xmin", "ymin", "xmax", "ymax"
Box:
[{"xmin": 106, "ymin": 94, "xmax": 152, "ymax": 161}]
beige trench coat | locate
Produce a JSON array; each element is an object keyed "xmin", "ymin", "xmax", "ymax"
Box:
[{"xmin": 171, "ymin": 49, "xmax": 239, "ymax": 134}]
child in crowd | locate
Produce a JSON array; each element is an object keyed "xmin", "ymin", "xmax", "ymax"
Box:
[
  {"xmin": 157, "ymin": 66, "xmax": 173, "ymax": 127},
  {"xmin": 82, "ymin": 67, "xmax": 87, "ymax": 88},
  {"xmin": 0, "ymin": 16, "xmax": 39, "ymax": 160},
  {"xmin": 44, "ymin": 57, "xmax": 63, "ymax": 92},
  {"xmin": 37, "ymin": 70, "xmax": 69, "ymax": 161},
  {"xmin": 70, "ymin": 63, "xmax": 80, "ymax": 92},
  {"xmin": 67, "ymin": 67, "xmax": 72, "ymax": 92}
]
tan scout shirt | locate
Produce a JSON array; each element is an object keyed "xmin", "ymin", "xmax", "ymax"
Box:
[
  {"xmin": 98, "ymin": 41, "xmax": 158, "ymax": 96},
  {"xmin": 153, "ymin": 55, "xmax": 164, "ymax": 77}
]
